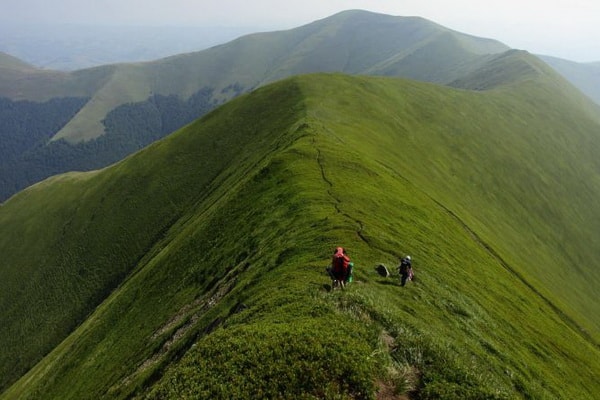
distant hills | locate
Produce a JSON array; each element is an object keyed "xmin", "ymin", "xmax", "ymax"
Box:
[
  {"xmin": 1, "ymin": 50, "xmax": 599, "ymax": 397},
  {"xmin": 0, "ymin": 9, "xmax": 598, "ymax": 202},
  {"xmin": 1, "ymin": 10, "xmax": 511, "ymax": 142},
  {"xmin": 0, "ymin": 51, "xmax": 36, "ymax": 71},
  {"xmin": 0, "ymin": 10, "xmax": 513, "ymax": 201},
  {"xmin": 0, "ymin": 23, "xmax": 255, "ymax": 71},
  {"xmin": 540, "ymin": 55, "xmax": 600, "ymax": 105}
]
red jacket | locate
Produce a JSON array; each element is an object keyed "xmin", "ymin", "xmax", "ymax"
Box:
[{"xmin": 332, "ymin": 247, "xmax": 350, "ymax": 273}]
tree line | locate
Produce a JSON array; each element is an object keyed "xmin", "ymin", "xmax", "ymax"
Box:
[{"xmin": 0, "ymin": 85, "xmax": 230, "ymax": 202}]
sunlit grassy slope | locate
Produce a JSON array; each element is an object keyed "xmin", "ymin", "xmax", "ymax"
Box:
[{"xmin": 2, "ymin": 58, "xmax": 600, "ymax": 398}]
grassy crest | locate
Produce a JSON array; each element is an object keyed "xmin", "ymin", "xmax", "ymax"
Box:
[{"xmin": 2, "ymin": 70, "xmax": 600, "ymax": 398}]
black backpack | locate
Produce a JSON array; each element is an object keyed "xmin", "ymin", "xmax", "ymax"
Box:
[{"xmin": 399, "ymin": 258, "xmax": 411, "ymax": 274}]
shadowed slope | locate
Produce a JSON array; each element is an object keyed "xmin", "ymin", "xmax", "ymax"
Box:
[{"xmin": 0, "ymin": 80, "xmax": 307, "ymax": 391}]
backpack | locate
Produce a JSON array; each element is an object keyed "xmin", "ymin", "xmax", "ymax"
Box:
[{"xmin": 399, "ymin": 258, "xmax": 411, "ymax": 274}]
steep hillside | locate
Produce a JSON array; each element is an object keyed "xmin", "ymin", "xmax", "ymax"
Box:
[
  {"xmin": 0, "ymin": 79, "xmax": 305, "ymax": 391},
  {"xmin": 1, "ymin": 69, "xmax": 600, "ymax": 398}
]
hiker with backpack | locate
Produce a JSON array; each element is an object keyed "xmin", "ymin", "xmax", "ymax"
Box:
[
  {"xmin": 398, "ymin": 255, "xmax": 413, "ymax": 286},
  {"xmin": 328, "ymin": 247, "xmax": 351, "ymax": 289}
]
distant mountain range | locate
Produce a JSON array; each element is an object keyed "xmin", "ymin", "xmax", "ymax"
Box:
[
  {"xmin": 1, "ymin": 11, "xmax": 511, "ymax": 141},
  {"xmin": 540, "ymin": 55, "xmax": 600, "ymax": 105},
  {"xmin": 0, "ymin": 10, "xmax": 598, "ymax": 203},
  {"xmin": 0, "ymin": 23, "xmax": 255, "ymax": 70}
]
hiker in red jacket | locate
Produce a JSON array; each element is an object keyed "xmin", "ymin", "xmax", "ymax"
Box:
[{"xmin": 330, "ymin": 247, "xmax": 351, "ymax": 289}]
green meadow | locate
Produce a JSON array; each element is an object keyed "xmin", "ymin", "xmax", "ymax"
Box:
[{"xmin": 1, "ymin": 57, "xmax": 600, "ymax": 398}]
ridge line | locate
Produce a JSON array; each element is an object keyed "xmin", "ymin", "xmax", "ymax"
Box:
[{"xmin": 311, "ymin": 132, "xmax": 369, "ymax": 245}]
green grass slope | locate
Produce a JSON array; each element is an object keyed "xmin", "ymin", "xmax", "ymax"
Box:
[
  {"xmin": 0, "ymin": 80, "xmax": 306, "ymax": 391},
  {"xmin": 2, "ymin": 69, "xmax": 600, "ymax": 399}
]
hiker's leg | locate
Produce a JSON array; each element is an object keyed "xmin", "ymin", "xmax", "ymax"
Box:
[{"xmin": 327, "ymin": 266, "xmax": 336, "ymax": 281}]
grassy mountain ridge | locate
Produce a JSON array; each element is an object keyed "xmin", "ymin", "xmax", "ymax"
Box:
[
  {"xmin": 2, "ymin": 68, "xmax": 600, "ymax": 398},
  {"xmin": 301, "ymin": 62, "xmax": 600, "ymax": 337},
  {"xmin": 0, "ymin": 80, "xmax": 305, "ymax": 391},
  {"xmin": 449, "ymin": 49, "xmax": 544, "ymax": 90},
  {"xmin": 540, "ymin": 55, "xmax": 600, "ymax": 105}
]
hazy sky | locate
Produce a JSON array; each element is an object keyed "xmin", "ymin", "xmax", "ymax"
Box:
[{"xmin": 2, "ymin": 0, "xmax": 599, "ymax": 62}]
